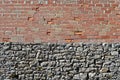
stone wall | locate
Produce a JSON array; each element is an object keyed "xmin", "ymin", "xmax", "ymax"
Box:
[{"xmin": 0, "ymin": 42, "xmax": 120, "ymax": 80}]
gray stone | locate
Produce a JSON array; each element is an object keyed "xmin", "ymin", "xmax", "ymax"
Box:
[
  {"xmin": 89, "ymin": 73, "xmax": 96, "ymax": 78},
  {"xmin": 4, "ymin": 79, "xmax": 11, "ymax": 80},
  {"xmin": 79, "ymin": 73, "xmax": 88, "ymax": 80},
  {"xmin": 41, "ymin": 62, "xmax": 49, "ymax": 67},
  {"xmin": 111, "ymin": 51, "xmax": 119, "ymax": 56},
  {"xmin": 48, "ymin": 61, "xmax": 56, "ymax": 67},
  {"xmin": 73, "ymin": 74, "xmax": 80, "ymax": 79},
  {"xmin": 65, "ymin": 43, "xmax": 73, "ymax": 49},
  {"xmin": 53, "ymin": 75, "xmax": 60, "ymax": 80},
  {"xmin": 94, "ymin": 55, "xmax": 101, "ymax": 59},
  {"xmin": 100, "ymin": 68, "xmax": 109, "ymax": 73},
  {"xmin": 0, "ymin": 43, "xmax": 120, "ymax": 80}
]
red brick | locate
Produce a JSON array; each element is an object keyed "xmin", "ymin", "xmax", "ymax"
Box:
[
  {"xmin": 111, "ymin": 3, "xmax": 119, "ymax": 7},
  {"xmin": 96, "ymin": 18, "xmax": 105, "ymax": 21},
  {"xmin": 0, "ymin": 0, "xmax": 119, "ymax": 43},
  {"xmin": 95, "ymin": 4, "xmax": 103, "ymax": 7},
  {"xmin": 47, "ymin": 21, "xmax": 54, "ymax": 24},
  {"xmin": 104, "ymin": 4, "xmax": 110, "ymax": 7},
  {"xmin": 65, "ymin": 39, "xmax": 73, "ymax": 43},
  {"xmin": 74, "ymin": 17, "xmax": 81, "ymax": 21},
  {"xmin": 74, "ymin": 31, "xmax": 82, "ymax": 35},
  {"xmin": 28, "ymin": 17, "xmax": 34, "ymax": 21},
  {"xmin": 46, "ymin": 31, "xmax": 51, "ymax": 35},
  {"xmin": 3, "ymin": 38, "xmax": 10, "ymax": 42},
  {"xmin": 100, "ymin": 35, "xmax": 110, "ymax": 39}
]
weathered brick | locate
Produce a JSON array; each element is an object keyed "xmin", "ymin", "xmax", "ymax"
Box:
[
  {"xmin": 65, "ymin": 39, "xmax": 73, "ymax": 43},
  {"xmin": 28, "ymin": 17, "xmax": 34, "ymax": 21},
  {"xmin": 3, "ymin": 37, "xmax": 10, "ymax": 42},
  {"xmin": 0, "ymin": 0, "xmax": 119, "ymax": 43},
  {"xmin": 74, "ymin": 31, "xmax": 82, "ymax": 35}
]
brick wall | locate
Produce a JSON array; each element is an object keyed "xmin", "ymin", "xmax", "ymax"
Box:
[{"xmin": 0, "ymin": 0, "xmax": 120, "ymax": 43}]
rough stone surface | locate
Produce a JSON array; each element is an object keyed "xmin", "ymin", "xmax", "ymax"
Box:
[
  {"xmin": 0, "ymin": 0, "xmax": 120, "ymax": 43},
  {"xmin": 0, "ymin": 42, "xmax": 120, "ymax": 80}
]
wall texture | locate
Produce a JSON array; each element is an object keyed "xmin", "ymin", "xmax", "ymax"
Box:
[
  {"xmin": 0, "ymin": 0, "xmax": 120, "ymax": 43},
  {"xmin": 0, "ymin": 42, "xmax": 120, "ymax": 80},
  {"xmin": 1, "ymin": 0, "xmax": 120, "ymax": 80}
]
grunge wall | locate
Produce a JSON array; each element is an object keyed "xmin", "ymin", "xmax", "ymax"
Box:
[{"xmin": 0, "ymin": 0, "xmax": 120, "ymax": 43}]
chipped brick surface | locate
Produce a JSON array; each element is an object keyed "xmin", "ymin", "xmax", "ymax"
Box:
[{"xmin": 0, "ymin": 0, "xmax": 120, "ymax": 43}]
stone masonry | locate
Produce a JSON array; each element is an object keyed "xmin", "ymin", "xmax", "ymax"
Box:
[
  {"xmin": 1, "ymin": 0, "xmax": 120, "ymax": 80},
  {"xmin": 0, "ymin": 42, "xmax": 120, "ymax": 80}
]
